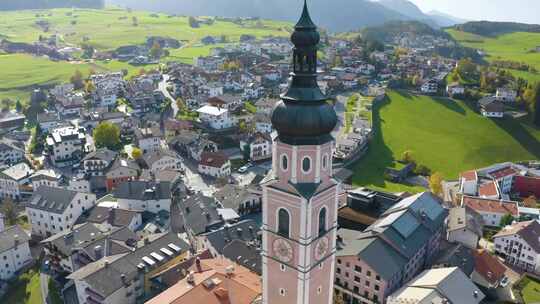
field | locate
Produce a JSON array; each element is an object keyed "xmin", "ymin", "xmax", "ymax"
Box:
[
  {"xmin": 515, "ymin": 275, "xmax": 540, "ymax": 304},
  {"xmin": 2, "ymin": 268, "xmax": 42, "ymax": 304},
  {"xmin": 0, "ymin": 8, "xmax": 290, "ymax": 50},
  {"xmin": 447, "ymin": 29, "xmax": 540, "ymax": 82},
  {"xmin": 0, "ymin": 7, "xmax": 290, "ymax": 103},
  {"xmin": 351, "ymin": 91, "xmax": 540, "ymax": 193}
]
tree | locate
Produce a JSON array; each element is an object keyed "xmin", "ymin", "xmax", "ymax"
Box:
[
  {"xmin": 500, "ymin": 213, "xmax": 514, "ymax": 227},
  {"xmin": 150, "ymin": 41, "xmax": 163, "ymax": 59},
  {"xmin": 242, "ymin": 144, "xmax": 251, "ymax": 161},
  {"xmin": 1, "ymin": 98, "xmax": 14, "ymax": 111},
  {"xmin": 93, "ymin": 122, "xmax": 121, "ymax": 150},
  {"xmin": 524, "ymin": 196, "xmax": 537, "ymax": 208},
  {"xmin": 188, "ymin": 16, "xmax": 199, "ymax": 28},
  {"xmin": 429, "ymin": 172, "xmax": 444, "ymax": 196},
  {"xmin": 333, "ymin": 292, "xmax": 345, "ymax": 304},
  {"xmin": 401, "ymin": 150, "xmax": 415, "ymax": 164},
  {"xmin": 132, "ymin": 147, "xmax": 142, "ymax": 160},
  {"xmin": 70, "ymin": 70, "xmax": 85, "ymax": 90},
  {"xmin": 1, "ymin": 198, "xmax": 17, "ymax": 226},
  {"xmin": 84, "ymin": 80, "xmax": 96, "ymax": 94},
  {"xmin": 456, "ymin": 59, "xmax": 477, "ymax": 80},
  {"xmin": 15, "ymin": 100, "xmax": 22, "ymax": 113}
]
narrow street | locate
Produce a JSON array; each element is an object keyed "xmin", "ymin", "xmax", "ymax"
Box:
[
  {"xmin": 158, "ymin": 74, "xmax": 178, "ymax": 117},
  {"xmin": 40, "ymin": 271, "xmax": 50, "ymax": 304}
]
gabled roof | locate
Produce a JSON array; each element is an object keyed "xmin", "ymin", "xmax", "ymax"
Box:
[
  {"xmin": 494, "ymin": 220, "xmax": 540, "ymax": 253},
  {"xmin": 199, "ymin": 151, "xmax": 229, "ymax": 168},
  {"xmin": 447, "ymin": 207, "xmax": 483, "ymax": 236},
  {"xmin": 143, "ymin": 149, "xmax": 180, "ymax": 167},
  {"xmin": 113, "ymin": 181, "xmax": 171, "ymax": 201},
  {"xmin": 478, "ymin": 181, "xmax": 499, "ymax": 198},
  {"xmin": 83, "ymin": 148, "xmax": 118, "ymax": 163},
  {"xmin": 27, "ymin": 186, "xmax": 83, "ymax": 214},
  {"xmin": 86, "ymin": 206, "xmax": 140, "ymax": 228},
  {"xmin": 178, "ymin": 193, "xmax": 223, "ymax": 235},
  {"xmin": 462, "ymin": 196, "xmax": 518, "ymax": 216},
  {"xmin": 473, "ymin": 249, "xmax": 506, "ymax": 285},
  {"xmin": 0, "ymin": 163, "xmax": 33, "ymax": 181},
  {"xmin": 0, "ymin": 225, "xmax": 30, "ymax": 254}
]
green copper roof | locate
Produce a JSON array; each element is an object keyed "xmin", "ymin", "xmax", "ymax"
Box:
[{"xmin": 295, "ymin": 0, "xmax": 316, "ymax": 29}]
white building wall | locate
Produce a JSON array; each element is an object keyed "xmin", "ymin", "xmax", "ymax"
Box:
[{"xmin": 0, "ymin": 241, "xmax": 32, "ymax": 280}]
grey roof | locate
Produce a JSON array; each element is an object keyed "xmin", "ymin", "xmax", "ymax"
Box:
[
  {"xmin": 337, "ymin": 192, "xmax": 448, "ymax": 281},
  {"xmin": 67, "ymin": 232, "xmax": 189, "ymax": 298},
  {"xmin": 388, "ymin": 267, "xmax": 485, "ymax": 304},
  {"xmin": 83, "ymin": 148, "xmax": 118, "ymax": 163},
  {"xmin": 0, "ymin": 137, "xmax": 25, "ymax": 153},
  {"xmin": 203, "ymin": 220, "xmax": 261, "ymax": 274},
  {"xmin": 113, "ymin": 181, "xmax": 171, "ymax": 201},
  {"xmin": 0, "ymin": 162, "xmax": 33, "ymax": 181},
  {"xmin": 178, "ymin": 193, "xmax": 223, "ymax": 235},
  {"xmin": 37, "ymin": 112, "xmax": 59, "ymax": 123},
  {"xmin": 432, "ymin": 241, "xmax": 475, "ymax": 276},
  {"xmin": 27, "ymin": 186, "xmax": 83, "ymax": 214},
  {"xmin": 41, "ymin": 223, "xmax": 105, "ymax": 256},
  {"xmin": 0, "ymin": 225, "xmax": 30, "ymax": 254},
  {"xmin": 447, "ymin": 207, "xmax": 483, "ymax": 236},
  {"xmin": 213, "ymin": 185, "xmax": 257, "ymax": 210},
  {"xmin": 142, "ymin": 149, "xmax": 180, "ymax": 167},
  {"xmin": 30, "ymin": 169, "xmax": 60, "ymax": 181},
  {"xmin": 108, "ymin": 157, "xmax": 140, "ymax": 172},
  {"xmin": 86, "ymin": 206, "xmax": 140, "ymax": 228}
]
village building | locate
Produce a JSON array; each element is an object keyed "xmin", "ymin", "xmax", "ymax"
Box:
[
  {"xmin": 198, "ymin": 152, "xmax": 231, "ymax": 178},
  {"xmin": 461, "ymin": 196, "xmax": 518, "ymax": 227},
  {"xmin": 493, "ymin": 220, "xmax": 540, "ymax": 274},
  {"xmin": 0, "ymin": 224, "xmax": 32, "ymax": 281},
  {"xmin": 46, "ymin": 125, "xmax": 87, "ymax": 168}
]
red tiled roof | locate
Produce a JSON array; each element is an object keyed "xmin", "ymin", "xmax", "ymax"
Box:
[
  {"xmin": 489, "ymin": 167, "xmax": 519, "ymax": 180},
  {"xmin": 478, "ymin": 181, "xmax": 499, "ymax": 198},
  {"xmin": 461, "ymin": 170, "xmax": 477, "ymax": 182},
  {"xmin": 462, "ymin": 196, "xmax": 518, "ymax": 216},
  {"xmin": 473, "ymin": 249, "xmax": 506, "ymax": 285},
  {"xmin": 200, "ymin": 152, "xmax": 229, "ymax": 168}
]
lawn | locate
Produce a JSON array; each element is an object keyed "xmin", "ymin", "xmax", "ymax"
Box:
[
  {"xmin": 1, "ymin": 268, "xmax": 42, "ymax": 304},
  {"xmin": 447, "ymin": 29, "xmax": 540, "ymax": 82},
  {"xmin": 0, "ymin": 7, "xmax": 290, "ymax": 104},
  {"xmin": 516, "ymin": 275, "xmax": 540, "ymax": 303},
  {"xmin": 351, "ymin": 90, "xmax": 540, "ymax": 193},
  {"xmin": 0, "ymin": 8, "xmax": 290, "ymax": 50}
]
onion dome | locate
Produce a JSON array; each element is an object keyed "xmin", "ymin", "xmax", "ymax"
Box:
[{"xmin": 271, "ymin": 0, "xmax": 337, "ymax": 145}]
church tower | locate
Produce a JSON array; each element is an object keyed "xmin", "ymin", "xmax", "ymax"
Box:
[{"xmin": 262, "ymin": 1, "xmax": 338, "ymax": 304}]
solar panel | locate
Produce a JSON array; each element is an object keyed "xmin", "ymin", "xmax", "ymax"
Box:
[
  {"xmin": 168, "ymin": 243, "xmax": 181, "ymax": 252},
  {"xmin": 160, "ymin": 248, "xmax": 174, "ymax": 256},
  {"xmin": 150, "ymin": 252, "xmax": 164, "ymax": 262},
  {"xmin": 142, "ymin": 256, "xmax": 156, "ymax": 266}
]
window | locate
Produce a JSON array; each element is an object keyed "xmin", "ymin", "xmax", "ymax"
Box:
[
  {"xmin": 336, "ymin": 267, "xmax": 341, "ymax": 274},
  {"xmin": 367, "ymin": 271, "xmax": 371, "ymax": 277},
  {"xmin": 281, "ymin": 154, "xmax": 288, "ymax": 171},
  {"xmin": 355, "ymin": 266, "xmax": 362, "ymax": 273},
  {"xmin": 319, "ymin": 262, "xmax": 324, "ymax": 269},
  {"xmin": 279, "ymin": 288, "xmax": 286, "ymax": 296},
  {"xmin": 302, "ymin": 157, "xmax": 311, "ymax": 173},
  {"xmin": 317, "ymin": 286, "xmax": 322, "ymax": 294},
  {"xmin": 354, "ymin": 276, "xmax": 360, "ymax": 283},
  {"xmin": 280, "ymin": 264, "xmax": 287, "ymax": 272},
  {"xmin": 277, "ymin": 209, "xmax": 290, "ymax": 238},
  {"xmin": 318, "ymin": 207, "xmax": 327, "ymax": 237},
  {"xmin": 374, "ymin": 285, "xmax": 379, "ymax": 291},
  {"xmin": 322, "ymin": 154, "xmax": 328, "ymax": 170}
]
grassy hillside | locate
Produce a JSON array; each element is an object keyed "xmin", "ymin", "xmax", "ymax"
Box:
[
  {"xmin": 0, "ymin": 7, "xmax": 289, "ymax": 102},
  {"xmin": 0, "ymin": 8, "xmax": 290, "ymax": 50},
  {"xmin": 351, "ymin": 91, "xmax": 540, "ymax": 193},
  {"xmin": 447, "ymin": 29, "xmax": 540, "ymax": 82}
]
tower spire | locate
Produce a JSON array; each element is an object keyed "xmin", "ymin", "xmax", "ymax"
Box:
[{"xmin": 270, "ymin": 0, "xmax": 337, "ymax": 145}]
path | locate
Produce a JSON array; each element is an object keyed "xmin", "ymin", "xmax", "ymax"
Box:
[
  {"xmin": 158, "ymin": 74, "xmax": 178, "ymax": 117},
  {"xmin": 40, "ymin": 272, "xmax": 50, "ymax": 304}
]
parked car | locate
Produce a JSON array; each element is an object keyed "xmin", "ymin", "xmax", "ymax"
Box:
[{"xmin": 237, "ymin": 163, "xmax": 253, "ymax": 173}]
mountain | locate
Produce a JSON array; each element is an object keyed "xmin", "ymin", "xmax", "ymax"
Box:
[
  {"xmin": 427, "ymin": 10, "xmax": 468, "ymax": 27},
  {"xmin": 360, "ymin": 20, "xmax": 450, "ymax": 43},
  {"xmin": 0, "ymin": 0, "xmax": 104, "ymax": 10},
  {"xmin": 377, "ymin": 0, "xmax": 427, "ymax": 21},
  {"xmin": 106, "ymin": 0, "xmax": 429, "ymax": 32}
]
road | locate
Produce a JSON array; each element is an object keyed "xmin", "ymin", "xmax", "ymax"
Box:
[{"xmin": 158, "ymin": 74, "xmax": 178, "ymax": 117}]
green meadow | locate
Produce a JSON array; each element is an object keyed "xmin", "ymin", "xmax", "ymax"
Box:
[{"xmin": 351, "ymin": 91, "xmax": 540, "ymax": 193}]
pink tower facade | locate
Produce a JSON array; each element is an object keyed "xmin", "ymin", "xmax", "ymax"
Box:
[{"xmin": 262, "ymin": 2, "xmax": 339, "ymax": 304}]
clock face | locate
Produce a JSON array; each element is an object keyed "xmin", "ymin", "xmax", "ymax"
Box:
[
  {"xmin": 273, "ymin": 238, "xmax": 293, "ymax": 263},
  {"xmin": 315, "ymin": 237, "xmax": 329, "ymax": 260}
]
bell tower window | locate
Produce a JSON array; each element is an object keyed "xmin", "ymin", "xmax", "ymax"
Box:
[
  {"xmin": 302, "ymin": 156, "xmax": 311, "ymax": 174},
  {"xmin": 278, "ymin": 208, "xmax": 290, "ymax": 238},
  {"xmin": 281, "ymin": 154, "xmax": 288, "ymax": 171},
  {"xmin": 318, "ymin": 207, "xmax": 327, "ymax": 237}
]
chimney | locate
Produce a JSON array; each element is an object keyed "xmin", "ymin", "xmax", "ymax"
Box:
[
  {"xmin": 13, "ymin": 235, "xmax": 19, "ymax": 247},
  {"xmin": 473, "ymin": 291, "xmax": 479, "ymax": 298},
  {"xmin": 214, "ymin": 287, "xmax": 229, "ymax": 299},
  {"xmin": 144, "ymin": 238, "xmax": 150, "ymax": 245},
  {"xmin": 94, "ymin": 245, "xmax": 103, "ymax": 260},
  {"xmin": 120, "ymin": 274, "xmax": 127, "ymax": 285},
  {"xmin": 107, "ymin": 208, "xmax": 115, "ymax": 225},
  {"xmin": 187, "ymin": 270, "xmax": 195, "ymax": 284}
]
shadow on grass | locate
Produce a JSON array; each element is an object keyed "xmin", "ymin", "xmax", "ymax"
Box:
[
  {"xmin": 432, "ymin": 97, "xmax": 466, "ymax": 115},
  {"xmin": 349, "ymin": 96, "xmax": 396, "ymax": 189},
  {"xmin": 2, "ymin": 267, "xmax": 38, "ymax": 304},
  {"xmin": 493, "ymin": 116, "xmax": 540, "ymax": 159}
]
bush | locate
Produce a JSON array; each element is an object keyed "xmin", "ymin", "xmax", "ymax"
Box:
[{"xmin": 414, "ymin": 164, "xmax": 431, "ymax": 176}]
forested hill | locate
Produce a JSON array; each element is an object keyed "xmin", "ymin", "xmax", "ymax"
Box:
[
  {"xmin": 360, "ymin": 20, "xmax": 451, "ymax": 43},
  {"xmin": 454, "ymin": 21, "xmax": 540, "ymax": 37},
  {"xmin": 0, "ymin": 0, "xmax": 104, "ymax": 10}
]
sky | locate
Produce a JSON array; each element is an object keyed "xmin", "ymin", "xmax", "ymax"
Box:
[{"xmin": 408, "ymin": 0, "xmax": 540, "ymax": 24}]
